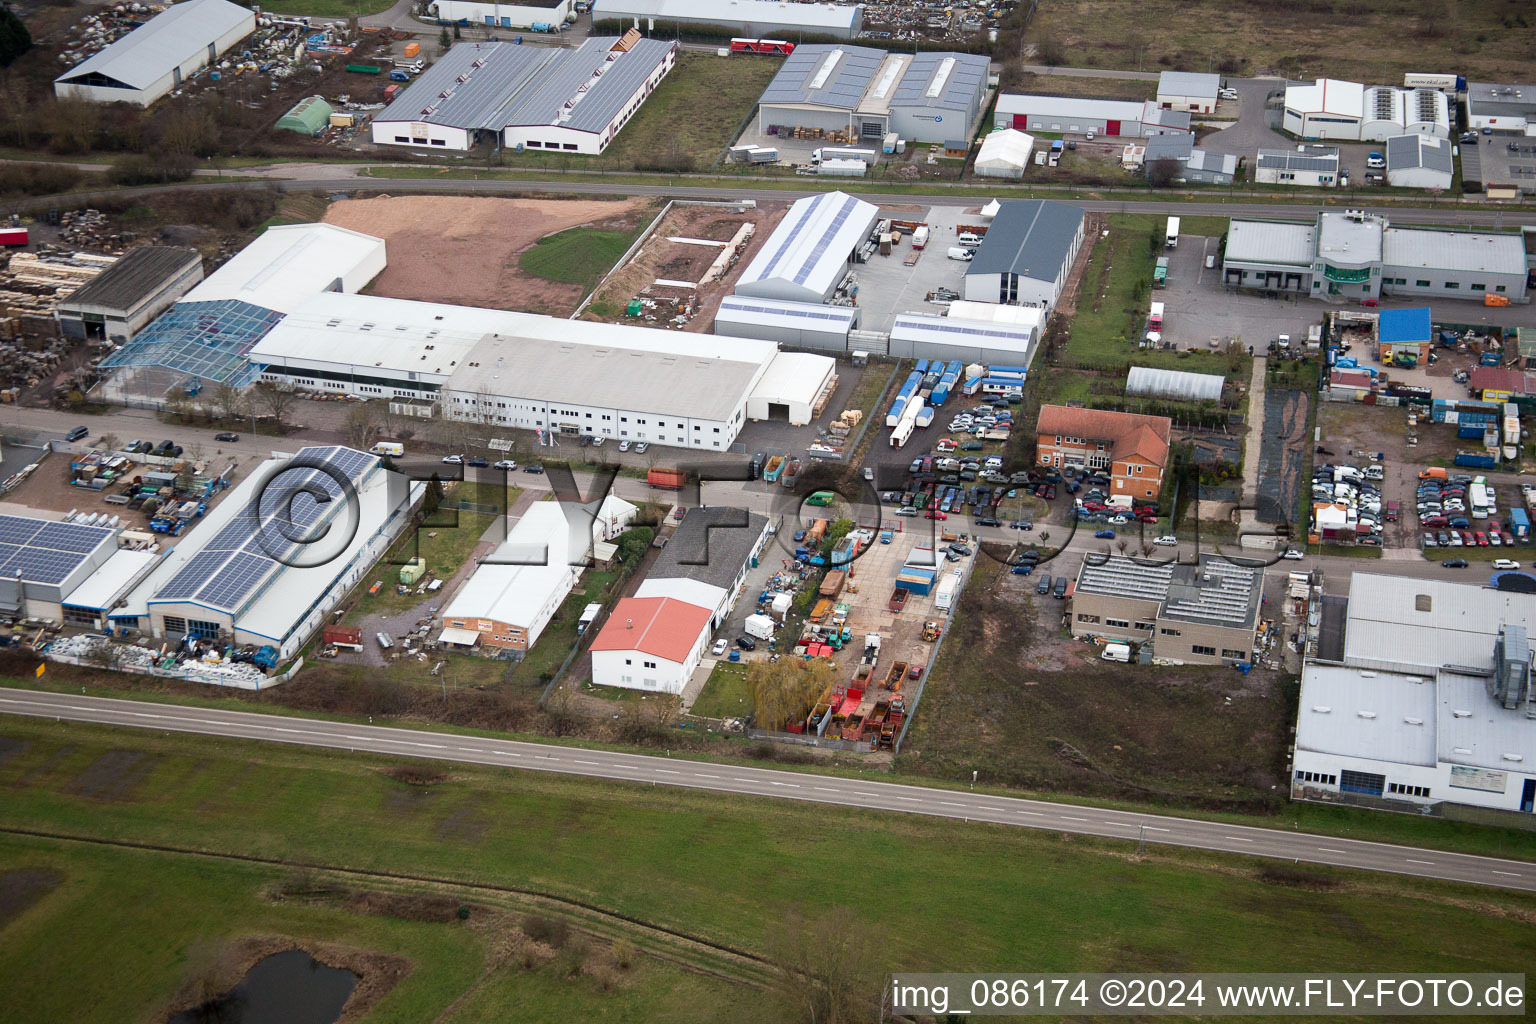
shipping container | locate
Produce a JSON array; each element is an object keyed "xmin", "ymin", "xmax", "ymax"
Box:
[
  {"xmin": 647, "ymin": 467, "xmax": 687, "ymax": 490},
  {"xmin": 403, "ymin": 41, "xmax": 420, "ymax": 57},
  {"xmin": 0, "ymin": 227, "xmax": 28, "ymax": 247},
  {"xmin": 321, "ymin": 625, "xmax": 363, "ymax": 650}
]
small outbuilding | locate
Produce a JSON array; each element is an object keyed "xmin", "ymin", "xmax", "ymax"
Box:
[
  {"xmin": 1385, "ymin": 134, "xmax": 1454, "ymax": 190},
  {"xmin": 276, "ymin": 95, "xmax": 334, "ymax": 135},
  {"xmin": 55, "ymin": 246, "xmax": 203, "ymax": 346}
]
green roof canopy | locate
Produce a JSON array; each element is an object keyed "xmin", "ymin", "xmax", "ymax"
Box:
[{"xmin": 276, "ymin": 95, "xmax": 334, "ymax": 135}]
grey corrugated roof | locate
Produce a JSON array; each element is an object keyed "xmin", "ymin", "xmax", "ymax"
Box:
[
  {"xmin": 59, "ymin": 246, "xmax": 200, "ymax": 313},
  {"xmin": 1073, "ymin": 555, "xmax": 1261, "ymax": 630},
  {"xmin": 966, "ymin": 200, "xmax": 1084, "ymax": 283},
  {"xmin": 56, "ymin": 0, "xmax": 252, "ymax": 91},
  {"xmin": 1386, "ymin": 133, "xmax": 1453, "ymax": 173},
  {"xmin": 1158, "ymin": 70, "xmax": 1220, "ymax": 99},
  {"xmin": 889, "ymin": 51, "xmax": 989, "ymax": 113},
  {"xmin": 759, "ymin": 43, "xmax": 885, "ymax": 111},
  {"xmin": 380, "ymin": 41, "xmax": 557, "ymax": 130},
  {"xmin": 1186, "ymin": 148, "xmax": 1237, "ymax": 175},
  {"xmin": 648, "ymin": 506, "xmax": 768, "ymax": 591},
  {"xmin": 1144, "ymin": 133, "xmax": 1194, "ymax": 161},
  {"xmin": 502, "ymin": 37, "xmax": 674, "ymax": 134},
  {"xmin": 1256, "ymin": 147, "xmax": 1338, "ymax": 172},
  {"xmin": 1466, "ymin": 82, "xmax": 1536, "ymax": 117}
]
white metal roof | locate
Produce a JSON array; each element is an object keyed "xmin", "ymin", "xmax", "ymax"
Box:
[
  {"xmin": 892, "ymin": 313, "xmax": 1037, "ymax": 356},
  {"xmin": 61, "ymin": 548, "xmax": 160, "ymax": 610},
  {"xmin": 714, "ymin": 295, "xmax": 858, "ymax": 335},
  {"xmin": 443, "ymin": 502, "xmax": 585, "ymax": 628},
  {"xmin": 1383, "ymin": 226, "xmax": 1526, "ymax": 276},
  {"xmin": 184, "ymin": 223, "xmax": 385, "ymax": 314},
  {"xmin": 1436, "ymin": 670, "xmax": 1536, "ymax": 772},
  {"xmin": 1284, "ymin": 78, "xmax": 1364, "ymax": 119},
  {"xmin": 1342, "ymin": 573, "xmax": 1536, "ymax": 674},
  {"xmin": 946, "ymin": 300, "xmax": 1046, "ymax": 329},
  {"xmin": 1125, "ymin": 366, "xmax": 1224, "ymax": 401},
  {"xmin": 749, "ymin": 351, "xmax": 837, "ymax": 407},
  {"xmin": 56, "ymin": 0, "xmax": 253, "ymax": 91},
  {"xmin": 1157, "ymin": 71, "xmax": 1220, "ymax": 100},
  {"xmin": 1225, "ymin": 219, "xmax": 1314, "ymax": 266},
  {"xmin": 996, "ymin": 92, "xmax": 1142, "ymax": 122},
  {"xmin": 595, "ymin": 0, "xmax": 858, "ymax": 30},
  {"xmin": 735, "ymin": 191, "xmax": 880, "ymax": 301},
  {"xmin": 1295, "ymin": 664, "xmax": 1439, "ymax": 766},
  {"xmin": 975, "ymin": 129, "xmax": 1035, "ymax": 172},
  {"xmin": 1317, "ymin": 211, "xmax": 1383, "ymax": 265}
]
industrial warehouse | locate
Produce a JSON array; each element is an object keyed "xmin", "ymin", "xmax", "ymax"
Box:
[
  {"xmin": 993, "ymin": 93, "xmax": 1191, "ymax": 137},
  {"xmin": 1282, "ymin": 79, "xmax": 1451, "ymax": 141},
  {"xmin": 97, "ymin": 220, "xmax": 837, "ymax": 449},
  {"xmin": 370, "ymin": 35, "xmax": 677, "ymax": 154},
  {"xmin": 595, "ymin": 0, "xmax": 863, "ymax": 40},
  {"xmin": 754, "ymin": 44, "xmax": 991, "ymax": 144},
  {"xmin": 1071, "ymin": 555, "xmax": 1265, "ymax": 666},
  {"xmin": 53, "ymin": 0, "xmax": 255, "ymax": 106},
  {"xmin": 732, "ymin": 191, "xmax": 881, "ymax": 304},
  {"xmin": 963, "ymin": 200, "xmax": 1087, "ymax": 310},
  {"xmin": 428, "ymin": 0, "xmax": 575, "ymax": 30},
  {"xmin": 1222, "ymin": 211, "xmax": 1535, "ymax": 304},
  {"xmin": 1293, "ymin": 574, "xmax": 1536, "ymax": 815}
]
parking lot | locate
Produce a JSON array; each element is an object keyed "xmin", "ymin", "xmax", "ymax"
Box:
[
  {"xmin": 1162, "ymin": 235, "xmax": 1325, "ymax": 350},
  {"xmin": 1460, "ymin": 130, "xmax": 1536, "ymax": 198},
  {"xmin": 853, "ymin": 204, "xmax": 979, "ymax": 334}
]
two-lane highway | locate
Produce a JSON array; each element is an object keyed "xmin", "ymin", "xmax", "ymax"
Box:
[{"xmin": 1, "ymin": 689, "xmax": 1530, "ymax": 892}]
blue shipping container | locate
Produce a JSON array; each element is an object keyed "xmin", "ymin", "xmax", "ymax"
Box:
[{"xmin": 1509, "ymin": 507, "xmax": 1530, "ymax": 539}]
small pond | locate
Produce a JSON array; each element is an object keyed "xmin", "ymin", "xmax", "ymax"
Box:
[{"xmin": 169, "ymin": 949, "xmax": 357, "ymax": 1024}]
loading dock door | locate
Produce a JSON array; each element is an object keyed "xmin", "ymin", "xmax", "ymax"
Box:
[
  {"xmin": 1105, "ymin": 120, "xmax": 1121, "ymax": 136},
  {"xmin": 1012, "ymin": 114, "xmax": 1028, "ymax": 130}
]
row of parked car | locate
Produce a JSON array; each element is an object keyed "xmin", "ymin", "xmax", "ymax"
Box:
[
  {"xmin": 1415, "ymin": 473, "xmax": 1487, "ymax": 530},
  {"xmin": 1314, "ymin": 463, "xmax": 1389, "ymax": 544}
]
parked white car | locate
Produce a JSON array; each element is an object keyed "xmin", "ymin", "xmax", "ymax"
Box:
[
  {"xmin": 1153, "ymin": 535, "xmax": 1179, "ymax": 546},
  {"xmin": 711, "ymin": 639, "xmax": 729, "ymax": 656},
  {"xmin": 1281, "ymin": 549, "xmax": 1305, "ymax": 560},
  {"xmin": 1492, "ymin": 558, "xmax": 1521, "ymax": 571}
]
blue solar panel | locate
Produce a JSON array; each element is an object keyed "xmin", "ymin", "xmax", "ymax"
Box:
[
  {"xmin": 0, "ymin": 516, "xmax": 45, "ymax": 546},
  {"xmin": 156, "ymin": 549, "xmax": 234, "ymax": 601},
  {"xmin": 0, "ymin": 549, "xmax": 83, "ymax": 585},
  {"xmin": 33, "ymin": 522, "xmax": 112, "ymax": 554},
  {"xmin": 99, "ymin": 299, "xmax": 282, "ymax": 387},
  {"xmin": 792, "ymin": 194, "xmax": 859, "ymax": 287},
  {"xmin": 196, "ymin": 551, "xmax": 276, "ymax": 611},
  {"xmin": 755, "ymin": 192, "xmax": 829, "ymax": 282}
]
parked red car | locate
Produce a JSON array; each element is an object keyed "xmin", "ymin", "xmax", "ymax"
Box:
[
  {"xmin": 1475, "ymin": 532, "xmax": 1490, "ymax": 546},
  {"xmin": 925, "ymin": 510, "xmax": 947, "ymax": 520}
]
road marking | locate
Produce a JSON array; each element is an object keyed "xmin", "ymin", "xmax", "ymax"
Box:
[
  {"xmin": 814, "ymin": 786, "xmax": 839, "ymax": 793},
  {"xmin": 573, "ymin": 760, "xmax": 600, "ymax": 766},
  {"xmin": 1143, "ymin": 826, "xmax": 1171, "ymax": 832},
  {"xmin": 655, "ymin": 769, "xmax": 680, "ymax": 775},
  {"xmin": 1224, "ymin": 836, "xmax": 1253, "ymax": 842},
  {"xmin": 696, "ymin": 773, "xmax": 720, "ymax": 779},
  {"xmin": 733, "ymin": 778, "xmax": 755, "ymax": 784},
  {"xmin": 456, "ymin": 746, "xmax": 482, "ymax": 753},
  {"xmin": 940, "ymin": 801, "xmax": 967, "ymax": 808},
  {"xmin": 769, "ymin": 781, "xmax": 799, "ymax": 788},
  {"xmin": 1406, "ymin": 858, "xmax": 1434, "ymax": 866},
  {"xmin": 1017, "ymin": 810, "xmax": 1044, "ymax": 817},
  {"xmin": 415, "ymin": 743, "xmax": 445, "ymax": 749},
  {"xmin": 1061, "ymin": 816, "xmax": 1089, "ymax": 823},
  {"xmin": 1317, "ymin": 848, "xmax": 1347, "ymax": 855},
  {"xmin": 1492, "ymin": 870, "xmax": 1522, "ymax": 878},
  {"xmin": 896, "ymin": 797, "xmax": 920, "ymax": 803}
]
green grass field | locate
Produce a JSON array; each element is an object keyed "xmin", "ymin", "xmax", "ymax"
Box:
[
  {"xmin": 689, "ymin": 662, "xmax": 752, "ymax": 719},
  {"xmin": 519, "ymin": 227, "xmax": 643, "ymax": 294},
  {"xmin": 1026, "ymin": 0, "xmax": 1536, "ymax": 84},
  {"xmin": 256, "ymin": 0, "xmax": 395, "ymax": 16},
  {"xmin": 1, "ymin": 717, "xmax": 1533, "ymax": 1024}
]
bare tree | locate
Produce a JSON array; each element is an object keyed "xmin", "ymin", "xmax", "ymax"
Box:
[
  {"xmin": 98, "ymin": 432, "xmax": 119, "ymax": 454},
  {"xmin": 343, "ymin": 400, "xmax": 380, "ymax": 450},
  {"xmin": 766, "ymin": 909, "xmax": 888, "ymax": 1024},
  {"xmin": 1146, "ymin": 158, "xmax": 1182, "ymax": 188},
  {"xmin": 252, "ymin": 383, "xmax": 298, "ymax": 431},
  {"xmin": 211, "ymin": 383, "xmax": 248, "ymax": 425}
]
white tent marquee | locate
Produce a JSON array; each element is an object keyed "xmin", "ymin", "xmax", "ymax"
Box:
[{"xmin": 974, "ymin": 129, "xmax": 1035, "ymax": 179}]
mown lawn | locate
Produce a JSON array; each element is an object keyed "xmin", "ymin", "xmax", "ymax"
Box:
[
  {"xmin": 519, "ymin": 227, "xmax": 642, "ymax": 293},
  {"xmin": 688, "ymin": 662, "xmax": 751, "ymax": 719},
  {"xmin": 1, "ymin": 715, "xmax": 1533, "ymax": 1022}
]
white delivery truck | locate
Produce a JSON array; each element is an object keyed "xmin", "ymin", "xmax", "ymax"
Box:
[
  {"xmin": 744, "ymin": 614, "xmax": 777, "ymax": 641},
  {"xmin": 370, "ymin": 441, "xmax": 405, "ymax": 457},
  {"xmin": 1165, "ymin": 216, "xmax": 1180, "ymax": 248}
]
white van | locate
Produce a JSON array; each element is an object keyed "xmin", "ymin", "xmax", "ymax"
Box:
[
  {"xmin": 947, "ymin": 246, "xmax": 974, "ymax": 261},
  {"xmin": 957, "ymin": 232, "xmax": 983, "ymax": 248},
  {"xmin": 1100, "ymin": 642, "xmax": 1131, "ymax": 663},
  {"xmin": 370, "ymin": 442, "xmax": 405, "ymax": 457}
]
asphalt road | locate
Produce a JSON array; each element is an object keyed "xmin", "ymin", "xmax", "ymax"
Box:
[{"xmin": 1, "ymin": 688, "xmax": 1530, "ymax": 892}]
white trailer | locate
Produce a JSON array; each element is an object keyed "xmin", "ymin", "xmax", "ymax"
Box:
[
  {"xmin": 934, "ymin": 573, "xmax": 960, "ymax": 610},
  {"xmin": 744, "ymin": 614, "xmax": 777, "ymax": 640}
]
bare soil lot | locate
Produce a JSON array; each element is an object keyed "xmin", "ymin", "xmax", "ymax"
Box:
[
  {"xmin": 900, "ymin": 559, "xmax": 1291, "ymax": 812},
  {"xmin": 583, "ymin": 202, "xmax": 787, "ymax": 332},
  {"xmin": 323, "ymin": 196, "xmax": 649, "ymax": 316}
]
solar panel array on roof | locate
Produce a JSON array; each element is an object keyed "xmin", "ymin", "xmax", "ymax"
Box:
[
  {"xmin": 99, "ymin": 299, "xmax": 281, "ymax": 387},
  {"xmin": 151, "ymin": 446, "xmax": 377, "ymax": 615},
  {"xmin": 758, "ymin": 43, "xmax": 885, "ymax": 110},
  {"xmin": 0, "ymin": 514, "xmax": 115, "ymax": 586}
]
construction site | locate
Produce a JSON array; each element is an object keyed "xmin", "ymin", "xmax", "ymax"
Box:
[{"xmin": 580, "ymin": 200, "xmax": 788, "ymax": 331}]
